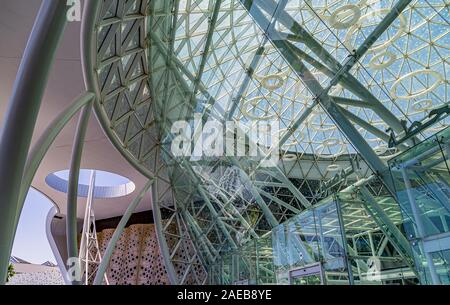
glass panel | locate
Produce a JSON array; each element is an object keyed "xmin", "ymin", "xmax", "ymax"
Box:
[
  {"xmin": 389, "ymin": 126, "xmax": 450, "ymax": 284},
  {"xmin": 143, "ymin": 0, "xmax": 450, "ymax": 285},
  {"xmin": 389, "ymin": 127, "xmax": 450, "ymax": 239}
]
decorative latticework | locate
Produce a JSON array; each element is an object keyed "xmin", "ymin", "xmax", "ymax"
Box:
[
  {"xmin": 84, "ymin": 0, "xmax": 449, "ymax": 284},
  {"xmin": 97, "ymin": 224, "xmax": 170, "ymax": 285}
]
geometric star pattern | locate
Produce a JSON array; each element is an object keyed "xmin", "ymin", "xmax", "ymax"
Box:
[{"xmin": 88, "ymin": 0, "xmax": 449, "ymax": 284}]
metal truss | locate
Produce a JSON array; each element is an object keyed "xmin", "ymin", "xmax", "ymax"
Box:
[
  {"xmin": 238, "ymin": 0, "xmax": 410, "ymax": 193},
  {"xmin": 91, "ymin": 0, "xmax": 448, "ymax": 284},
  {"xmin": 1, "ymin": 0, "xmax": 448, "ymax": 286}
]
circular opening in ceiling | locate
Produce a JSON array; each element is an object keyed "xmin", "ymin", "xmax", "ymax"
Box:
[{"xmin": 45, "ymin": 169, "xmax": 136, "ymax": 199}]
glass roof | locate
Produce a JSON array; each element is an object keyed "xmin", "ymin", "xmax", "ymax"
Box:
[
  {"xmin": 91, "ymin": 0, "xmax": 449, "ymax": 284},
  {"xmin": 148, "ymin": 0, "xmax": 448, "ymax": 163},
  {"xmin": 92, "ymin": 0, "xmax": 449, "ymax": 180}
]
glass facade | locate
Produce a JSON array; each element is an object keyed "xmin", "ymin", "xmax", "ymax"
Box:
[
  {"xmin": 389, "ymin": 126, "xmax": 450, "ymax": 284},
  {"xmin": 207, "ymin": 127, "xmax": 450, "ymax": 285},
  {"xmin": 2, "ymin": 0, "xmax": 449, "ymax": 285},
  {"xmin": 133, "ymin": 1, "xmax": 449, "ymax": 284},
  {"xmin": 209, "ymin": 192, "xmax": 417, "ymax": 285}
]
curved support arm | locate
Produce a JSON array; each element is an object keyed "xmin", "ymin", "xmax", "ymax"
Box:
[
  {"xmin": 93, "ymin": 179, "xmax": 154, "ymax": 285},
  {"xmin": 66, "ymin": 103, "xmax": 93, "ymax": 285},
  {"xmin": 152, "ymin": 178, "xmax": 179, "ymax": 285},
  {"xmin": 15, "ymin": 92, "xmax": 95, "ymax": 229},
  {"xmin": 81, "ymin": 0, "xmax": 155, "ymax": 180},
  {"xmin": 46, "ymin": 206, "xmax": 72, "ymax": 285},
  {"xmin": 0, "ymin": 0, "xmax": 69, "ymax": 285}
]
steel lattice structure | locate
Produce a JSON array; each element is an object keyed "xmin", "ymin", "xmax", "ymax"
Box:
[{"xmin": 0, "ymin": 0, "xmax": 448, "ymax": 285}]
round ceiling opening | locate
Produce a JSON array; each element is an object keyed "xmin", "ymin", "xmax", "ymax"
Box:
[{"xmin": 45, "ymin": 169, "xmax": 136, "ymax": 199}]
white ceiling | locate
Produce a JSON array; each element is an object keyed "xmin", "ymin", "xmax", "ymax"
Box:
[{"xmin": 0, "ymin": 0, "xmax": 152, "ymax": 220}]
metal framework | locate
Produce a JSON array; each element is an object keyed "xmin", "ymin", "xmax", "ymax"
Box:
[
  {"xmin": 78, "ymin": 171, "xmax": 109, "ymax": 285},
  {"xmin": 0, "ymin": 0, "xmax": 448, "ymax": 285}
]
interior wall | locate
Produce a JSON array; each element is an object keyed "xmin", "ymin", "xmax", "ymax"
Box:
[{"xmin": 97, "ymin": 224, "xmax": 169, "ymax": 285}]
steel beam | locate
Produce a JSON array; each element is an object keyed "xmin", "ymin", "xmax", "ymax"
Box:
[
  {"xmin": 162, "ymin": 145, "xmax": 240, "ymax": 260},
  {"xmin": 183, "ymin": 210, "xmax": 218, "ymax": 263},
  {"xmin": 284, "ymin": 42, "xmax": 406, "ymax": 136},
  {"xmin": 154, "ymin": 146, "xmax": 223, "ymax": 284},
  {"xmin": 66, "ymin": 104, "xmax": 92, "ymax": 286},
  {"xmin": 189, "ymin": 0, "xmax": 223, "ymax": 104},
  {"xmin": 231, "ymin": 122, "xmax": 312, "ymax": 212},
  {"xmin": 400, "ymin": 168, "xmax": 441, "ymax": 284},
  {"xmin": 228, "ymin": 159, "xmax": 279, "ymax": 228},
  {"xmin": 93, "ymin": 179, "xmax": 154, "ymax": 285},
  {"xmin": 82, "ymin": 0, "xmax": 155, "ymax": 180},
  {"xmin": 151, "ymin": 178, "xmax": 179, "ymax": 284},
  {"xmin": 206, "ymin": 185, "xmax": 259, "ymax": 239},
  {"xmin": 255, "ymin": 0, "xmax": 407, "ymax": 135},
  {"xmin": 260, "ymin": 168, "xmax": 311, "ymax": 209},
  {"xmin": 359, "ymin": 187, "xmax": 415, "ymax": 267},
  {"xmin": 161, "ymin": 0, "xmax": 181, "ymax": 130},
  {"xmin": 257, "ymin": 188, "xmax": 301, "ymax": 214},
  {"xmin": 335, "ymin": 199, "xmax": 354, "ymax": 285},
  {"xmin": 338, "ymin": 0, "xmax": 413, "ymax": 73},
  {"xmin": 160, "ymin": 141, "xmax": 277, "ymax": 246},
  {"xmin": 197, "ymin": 186, "xmax": 239, "ymax": 250},
  {"xmin": 149, "ymin": 30, "xmax": 228, "ymax": 123},
  {"xmin": 338, "ymin": 105, "xmax": 394, "ymax": 145},
  {"xmin": 239, "ymin": 1, "xmax": 395, "ymax": 194},
  {"xmin": 149, "ymin": 32, "xmax": 200, "ymax": 95},
  {"xmin": 331, "ymin": 96, "xmax": 373, "ymax": 109},
  {"xmin": 225, "ymin": 0, "xmax": 289, "ymax": 120},
  {"xmin": 226, "ymin": 46, "xmax": 265, "ymax": 121},
  {"xmin": 165, "ymin": 154, "xmax": 236, "ymax": 241}
]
